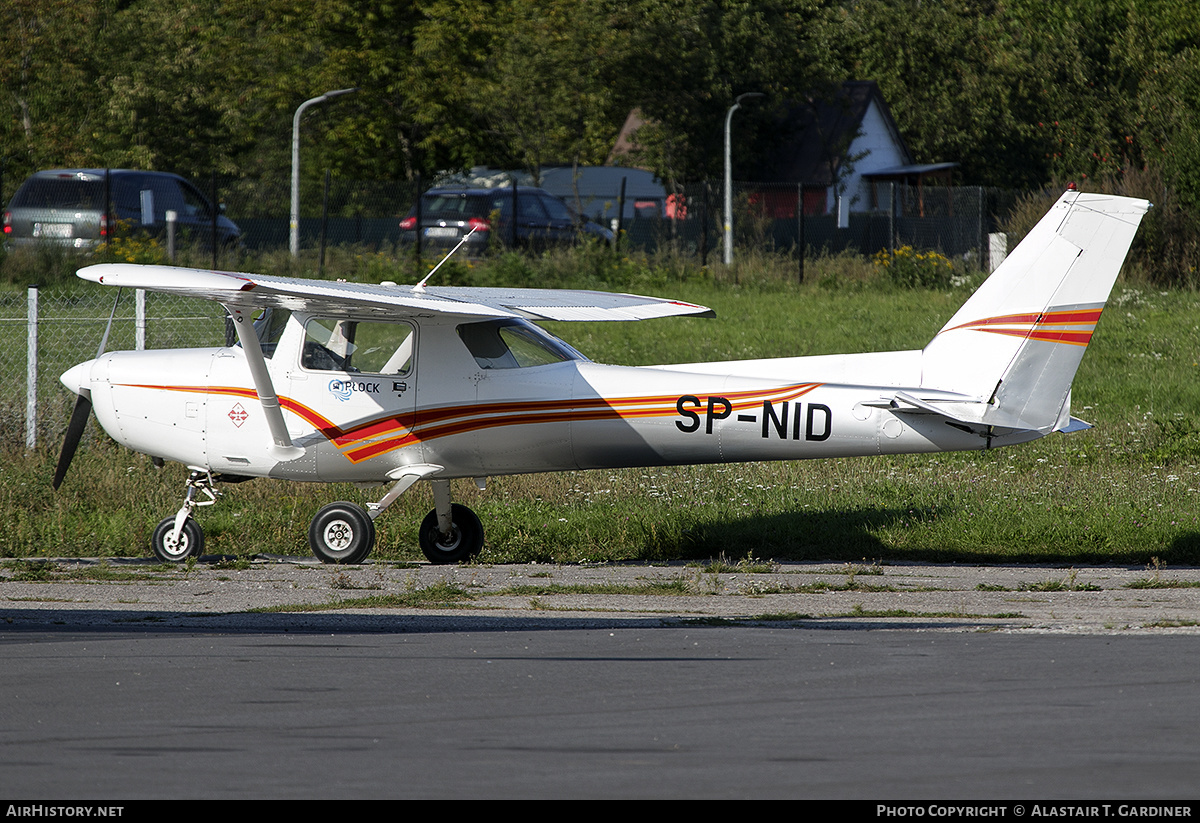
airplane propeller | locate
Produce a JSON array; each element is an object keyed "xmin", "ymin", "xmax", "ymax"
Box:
[
  {"xmin": 53, "ymin": 391, "xmax": 93, "ymax": 490},
  {"xmin": 53, "ymin": 288, "xmax": 122, "ymax": 490}
]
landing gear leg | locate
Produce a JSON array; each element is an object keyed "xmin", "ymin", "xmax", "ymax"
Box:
[
  {"xmin": 151, "ymin": 469, "xmax": 218, "ymax": 562},
  {"xmin": 418, "ymin": 479, "xmax": 484, "ymax": 564}
]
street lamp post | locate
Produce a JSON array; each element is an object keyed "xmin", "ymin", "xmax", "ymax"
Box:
[
  {"xmin": 723, "ymin": 92, "xmax": 764, "ymax": 266},
  {"xmin": 291, "ymin": 88, "xmax": 358, "ymax": 257}
]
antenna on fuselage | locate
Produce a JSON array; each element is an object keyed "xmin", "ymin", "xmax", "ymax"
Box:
[{"xmin": 412, "ymin": 226, "xmax": 478, "ymax": 292}]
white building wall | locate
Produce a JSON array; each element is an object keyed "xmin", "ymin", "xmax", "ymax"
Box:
[{"xmin": 825, "ymin": 99, "xmax": 909, "ymax": 214}]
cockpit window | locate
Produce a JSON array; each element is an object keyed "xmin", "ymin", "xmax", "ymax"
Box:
[
  {"xmin": 302, "ymin": 318, "xmax": 415, "ymax": 374},
  {"xmin": 254, "ymin": 308, "xmax": 291, "ymax": 358},
  {"xmin": 457, "ymin": 319, "xmax": 585, "ymax": 369}
]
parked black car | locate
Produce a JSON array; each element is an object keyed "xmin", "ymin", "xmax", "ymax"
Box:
[
  {"xmin": 3, "ymin": 169, "xmax": 241, "ymax": 250},
  {"xmin": 399, "ymin": 186, "xmax": 613, "ymax": 254}
]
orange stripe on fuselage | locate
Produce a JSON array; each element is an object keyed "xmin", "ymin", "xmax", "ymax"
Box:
[{"xmin": 113, "ymin": 381, "xmax": 824, "ymax": 464}]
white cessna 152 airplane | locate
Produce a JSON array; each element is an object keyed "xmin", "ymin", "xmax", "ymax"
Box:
[{"xmin": 54, "ymin": 189, "xmax": 1148, "ymax": 564}]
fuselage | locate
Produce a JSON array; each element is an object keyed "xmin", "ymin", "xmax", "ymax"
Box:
[{"xmin": 63, "ymin": 309, "xmax": 1026, "ymax": 484}]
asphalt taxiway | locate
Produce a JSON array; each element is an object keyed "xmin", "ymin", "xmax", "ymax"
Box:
[{"xmin": 2, "ymin": 559, "xmax": 1199, "ymax": 799}]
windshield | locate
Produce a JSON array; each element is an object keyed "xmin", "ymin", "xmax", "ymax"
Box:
[{"xmin": 457, "ymin": 319, "xmax": 585, "ymax": 369}]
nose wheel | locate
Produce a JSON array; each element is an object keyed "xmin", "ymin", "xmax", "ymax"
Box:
[{"xmin": 151, "ymin": 515, "xmax": 204, "ymax": 562}]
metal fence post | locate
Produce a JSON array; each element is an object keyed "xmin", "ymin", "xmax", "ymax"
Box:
[
  {"xmin": 796, "ymin": 183, "xmax": 805, "ymax": 284},
  {"xmin": 978, "ymin": 186, "xmax": 985, "ymax": 270},
  {"xmin": 319, "ymin": 169, "xmax": 331, "ymax": 277},
  {"xmin": 211, "ymin": 171, "xmax": 219, "ymax": 269},
  {"xmin": 414, "ymin": 171, "xmax": 422, "ymax": 272},
  {"xmin": 25, "ymin": 285, "xmax": 38, "ymax": 450},
  {"xmin": 616, "ymin": 176, "xmax": 627, "ymax": 254},
  {"xmin": 166, "ymin": 209, "xmax": 177, "ymax": 261},
  {"xmin": 511, "ymin": 179, "xmax": 519, "ymax": 248},
  {"xmin": 889, "ymin": 182, "xmax": 897, "ymax": 256},
  {"xmin": 136, "ymin": 289, "xmax": 147, "ymax": 351}
]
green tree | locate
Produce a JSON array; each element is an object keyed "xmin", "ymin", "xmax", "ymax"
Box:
[
  {"xmin": 841, "ymin": 0, "xmax": 1061, "ymax": 187},
  {"xmin": 0, "ymin": 0, "xmax": 113, "ymax": 182},
  {"xmin": 409, "ymin": 1, "xmax": 639, "ymax": 182},
  {"xmin": 248, "ymin": 0, "xmax": 429, "ymax": 182},
  {"xmin": 626, "ymin": 0, "xmax": 845, "ymax": 182},
  {"xmin": 1115, "ymin": 0, "xmax": 1200, "ymax": 209},
  {"xmin": 95, "ymin": 2, "xmax": 266, "ymax": 176}
]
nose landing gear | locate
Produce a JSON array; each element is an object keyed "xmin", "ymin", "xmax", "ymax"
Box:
[{"xmin": 150, "ymin": 469, "xmax": 218, "ymax": 562}]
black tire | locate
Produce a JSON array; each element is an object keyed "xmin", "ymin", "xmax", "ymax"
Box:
[
  {"xmin": 418, "ymin": 504, "xmax": 484, "ymax": 564},
  {"xmin": 151, "ymin": 516, "xmax": 204, "ymax": 562},
  {"xmin": 309, "ymin": 502, "xmax": 375, "ymax": 564}
]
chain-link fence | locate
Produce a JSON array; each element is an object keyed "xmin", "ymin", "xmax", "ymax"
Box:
[
  {"xmin": 178, "ymin": 174, "xmax": 1014, "ymax": 262},
  {"xmin": 1, "ymin": 288, "xmax": 227, "ymax": 450},
  {"xmin": 216, "ymin": 175, "xmax": 418, "ymax": 252},
  {"xmin": 0, "ymin": 169, "xmax": 1016, "ymax": 263},
  {"xmin": 716, "ymin": 182, "xmax": 1020, "ymax": 263}
]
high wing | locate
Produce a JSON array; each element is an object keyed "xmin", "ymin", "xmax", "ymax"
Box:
[
  {"xmin": 75, "ymin": 262, "xmax": 713, "ymax": 466},
  {"xmin": 76, "ymin": 264, "xmax": 714, "ymax": 322}
]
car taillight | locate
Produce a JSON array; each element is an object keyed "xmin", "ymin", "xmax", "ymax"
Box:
[
  {"xmin": 467, "ymin": 218, "xmax": 490, "ymax": 232},
  {"xmin": 399, "ymin": 216, "xmax": 416, "ymax": 231},
  {"xmin": 2, "ymin": 211, "xmax": 10, "ymax": 235},
  {"xmin": 100, "ymin": 212, "xmax": 108, "ymax": 238}
]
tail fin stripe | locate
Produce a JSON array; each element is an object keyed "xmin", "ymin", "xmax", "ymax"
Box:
[
  {"xmin": 973, "ymin": 327, "xmax": 1095, "ymax": 346},
  {"xmin": 945, "ymin": 303, "xmax": 1104, "ymax": 347},
  {"xmin": 944, "ymin": 306, "xmax": 1104, "ymax": 336}
]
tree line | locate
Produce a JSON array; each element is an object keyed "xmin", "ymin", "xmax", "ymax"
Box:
[{"xmin": 4, "ymin": 0, "xmax": 1199, "ymax": 211}]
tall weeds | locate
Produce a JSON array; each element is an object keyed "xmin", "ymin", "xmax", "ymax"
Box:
[{"xmin": 1000, "ymin": 167, "xmax": 1200, "ymax": 288}]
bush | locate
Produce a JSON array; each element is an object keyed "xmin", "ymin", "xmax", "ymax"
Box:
[
  {"xmin": 100, "ymin": 221, "xmax": 169, "ymax": 265},
  {"xmin": 0, "ymin": 243, "xmax": 91, "ymax": 288},
  {"xmin": 872, "ymin": 245, "xmax": 956, "ymax": 289}
]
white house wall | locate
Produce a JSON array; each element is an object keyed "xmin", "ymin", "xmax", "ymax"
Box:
[{"xmin": 825, "ymin": 99, "xmax": 909, "ymax": 214}]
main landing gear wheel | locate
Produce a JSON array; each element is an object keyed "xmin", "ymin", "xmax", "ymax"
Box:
[
  {"xmin": 418, "ymin": 503, "xmax": 484, "ymax": 564},
  {"xmin": 309, "ymin": 502, "xmax": 375, "ymax": 564},
  {"xmin": 151, "ymin": 516, "xmax": 204, "ymax": 562}
]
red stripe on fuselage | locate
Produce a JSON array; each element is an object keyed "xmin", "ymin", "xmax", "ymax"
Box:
[{"xmin": 113, "ymin": 381, "xmax": 824, "ymax": 464}]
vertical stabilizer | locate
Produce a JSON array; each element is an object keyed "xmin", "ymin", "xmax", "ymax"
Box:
[{"xmin": 920, "ymin": 191, "xmax": 1150, "ymax": 433}]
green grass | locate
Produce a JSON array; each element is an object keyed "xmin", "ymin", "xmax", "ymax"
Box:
[
  {"xmin": 0, "ymin": 559, "xmax": 174, "ymax": 583},
  {"xmin": 497, "ymin": 580, "xmax": 693, "ymax": 596},
  {"xmin": 1125, "ymin": 578, "xmax": 1200, "ymax": 589},
  {"xmin": 5, "ymin": 246, "xmax": 1200, "ymax": 565},
  {"xmin": 253, "ymin": 580, "xmax": 476, "ymax": 612}
]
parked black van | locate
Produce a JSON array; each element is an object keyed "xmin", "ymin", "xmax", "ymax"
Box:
[{"xmin": 3, "ymin": 169, "xmax": 240, "ymax": 250}]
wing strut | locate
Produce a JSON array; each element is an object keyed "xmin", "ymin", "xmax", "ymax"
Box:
[{"xmin": 226, "ymin": 306, "xmax": 305, "ymax": 462}]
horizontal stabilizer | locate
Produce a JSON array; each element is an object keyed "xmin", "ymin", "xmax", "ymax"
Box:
[
  {"xmin": 1058, "ymin": 417, "xmax": 1093, "ymax": 433},
  {"xmin": 866, "ymin": 391, "xmax": 1022, "ymax": 438}
]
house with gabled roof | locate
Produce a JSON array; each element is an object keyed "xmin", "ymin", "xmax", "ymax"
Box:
[
  {"xmin": 743, "ymin": 80, "xmax": 955, "ymax": 220},
  {"xmin": 611, "ymin": 81, "xmax": 956, "ymax": 221}
]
